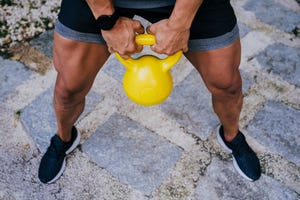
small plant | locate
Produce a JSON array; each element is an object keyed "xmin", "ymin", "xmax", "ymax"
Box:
[
  {"xmin": 0, "ymin": 0, "xmax": 14, "ymax": 6},
  {"xmin": 14, "ymin": 109, "xmax": 22, "ymax": 127},
  {"xmin": 0, "ymin": 21, "xmax": 8, "ymax": 38}
]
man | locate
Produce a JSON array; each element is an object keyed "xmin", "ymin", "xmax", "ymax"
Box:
[{"xmin": 38, "ymin": 0, "xmax": 261, "ymax": 184}]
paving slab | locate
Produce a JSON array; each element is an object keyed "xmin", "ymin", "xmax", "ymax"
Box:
[
  {"xmin": 82, "ymin": 113, "xmax": 182, "ymax": 195},
  {"xmin": 30, "ymin": 30, "xmax": 54, "ymax": 58},
  {"xmin": 244, "ymin": 0, "xmax": 300, "ymax": 33},
  {"xmin": 193, "ymin": 158, "xmax": 300, "ymax": 200},
  {"xmin": 246, "ymin": 100, "xmax": 300, "ymax": 166},
  {"xmin": 238, "ymin": 22, "xmax": 252, "ymax": 38},
  {"xmin": 1, "ymin": 0, "xmax": 300, "ymax": 199},
  {"xmin": 240, "ymin": 69, "xmax": 254, "ymax": 93},
  {"xmin": 0, "ymin": 57, "xmax": 32, "ymax": 101},
  {"xmin": 160, "ymin": 69, "xmax": 219, "ymax": 140},
  {"xmin": 102, "ymin": 56, "xmax": 125, "ymax": 82},
  {"xmin": 20, "ymin": 87, "xmax": 103, "ymax": 153},
  {"xmin": 256, "ymin": 43, "xmax": 300, "ymax": 87}
]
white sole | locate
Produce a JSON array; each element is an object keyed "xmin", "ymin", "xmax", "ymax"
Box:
[
  {"xmin": 215, "ymin": 125, "xmax": 254, "ymax": 182},
  {"xmin": 215, "ymin": 125, "xmax": 232, "ymax": 153},
  {"xmin": 47, "ymin": 159, "xmax": 66, "ymax": 184},
  {"xmin": 46, "ymin": 128, "xmax": 81, "ymax": 184},
  {"xmin": 232, "ymin": 157, "xmax": 254, "ymax": 181}
]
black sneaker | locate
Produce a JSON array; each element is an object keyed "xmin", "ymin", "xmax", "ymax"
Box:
[
  {"xmin": 216, "ymin": 125, "xmax": 261, "ymax": 181},
  {"xmin": 38, "ymin": 126, "xmax": 80, "ymax": 184}
]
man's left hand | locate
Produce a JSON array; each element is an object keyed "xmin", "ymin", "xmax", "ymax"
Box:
[{"xmin": 147, "ymin": 19, "xmax": 189, "ymax": 55}]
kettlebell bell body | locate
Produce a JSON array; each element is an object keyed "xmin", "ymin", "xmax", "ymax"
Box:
[{"xmin": 116, "ymin": 34, "xmax": 182, "ymax": 106}]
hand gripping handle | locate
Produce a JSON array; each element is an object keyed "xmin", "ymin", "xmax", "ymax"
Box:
[{"xmin": 115, "ymin": 34, "xmax": 182, "ymax": 71}]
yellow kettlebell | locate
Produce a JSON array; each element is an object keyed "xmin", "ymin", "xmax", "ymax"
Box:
[{"xmin": 115, "ymin": 34, "xmax": 182, "ymax": 106}]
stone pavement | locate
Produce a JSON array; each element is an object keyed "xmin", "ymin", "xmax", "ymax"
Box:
[{"xmin": 0, "ymin": 0, "xmax": 299, "ymax": 199}]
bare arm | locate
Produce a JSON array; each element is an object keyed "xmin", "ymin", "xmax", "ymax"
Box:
[
  {"xmin": 85, "ymin": 0, "xmax": 144, "ymax": 58},
  {"xmin": 86, "ymin": 0, "xmax": 115, "ymax": 17},
  {"xmin": 147, "ymin": 0, "xmax": 204, "ymax": 55},
  {"xmin": 169, "ymin": 0, "xmax": 203, "ymax": 30}
]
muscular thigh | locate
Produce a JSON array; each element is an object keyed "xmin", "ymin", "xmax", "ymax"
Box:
[
  {"xmin": 53, "ymin": 31, "xmax": 110, "ymax": 94},
  {"xmin": 184, "ymin": 39, "xmax": 241, "ymax": 92}
]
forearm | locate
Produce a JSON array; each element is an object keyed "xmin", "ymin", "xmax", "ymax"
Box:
[
  {"xmin": 85, "ymin": 0, "xmax": 115, "ymax": 18},
  {"xmin": 169, "ymin": 0, "xmax": 204, "ymax": 30}
]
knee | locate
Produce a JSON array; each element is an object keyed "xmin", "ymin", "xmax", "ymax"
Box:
[
  {"xmin": 208, "ymin": 72, "xmax": 242, "ymax": 98},
  {"xmin": 54, "ymin": 78, "xmax": 88, "ymax": 107}
]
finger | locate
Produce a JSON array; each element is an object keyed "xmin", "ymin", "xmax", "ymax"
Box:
[
  {"xmin": 183, "ymin": 46, "xmax": 189, "ymax": 53},
  {"xmin": 108, "ymin": 46, "xmax": 115, "ymax": 54},
  {"xmin": 146, "ymin": 25, "xmax": 154, "ymax": 34},
  {"xmin": 120, "ymin": 54, "xmax": 130, "ymax": 59},
  {"xmin": 135, "ymin": 44, "xmax": 143, "ymax": 53},
  {"xmin": 136, "ymin": 25, "xmax": 145, "ymax": 34},
  {"xmin": 165, "ymin": 50, "xmax": 177, "ymax": 56},
  {"xmin": 133, "ymin": 20, "xmax": 144, "ymax": 34},
  {"xmin": 150, "ymin": 44, "xmax": 164, "ymax": 54}
]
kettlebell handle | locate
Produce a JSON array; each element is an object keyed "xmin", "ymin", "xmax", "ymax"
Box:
[
  {"xmin": 115, "ymin": 34, "xmax": 182, "ymax": 72},
  {"xmin": 135, "ymin": 34, "xmax": 156, "ymax": 45}
]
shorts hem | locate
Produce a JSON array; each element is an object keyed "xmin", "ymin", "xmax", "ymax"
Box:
[
  {"xmin": 188, "ymin": 23, "xmax": 239, "ymax": 51},
  {"xmin": 55, "ymin": 19, "xmax": 239, "ymax": 51},
  {"xmin": 55, "ymin": 19, "xmax": 106, "ymax": 44}
]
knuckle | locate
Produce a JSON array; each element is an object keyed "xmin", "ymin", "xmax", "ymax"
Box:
[
  {"xmin": 118, "ymin": 49, "xmax": 126, "ymax": 55},
  {"xmin": 133, "ymin": 20, "xmax": 142, "ymax": 27},
  {"xmin": 152, "ymin": 46, "xmax": 161, "ymax": 54},
  {"xmin": 136, "ymin": 45, "xmax": 143, "ymax": 53},
  {"xmin": 183, "ymin": 45, "xmax": 189, "ymax": 52},
  {"xmin": 121, "ymin": 55, "xmax": 129, "ymax": 59},
  {"xmin": 148, "ymin": 25, "xmax": 155, "ymax": 33},
  {"xmin": 146, "ymin": 26, "xmax": 151, "ymax": 33},
  {"xmin": 127, "ymin": 45, "xmax": 136, "ymax": 53},
  {"xmin": 165, "ymin": 49, "xmax": 174, "ymax": 55}
]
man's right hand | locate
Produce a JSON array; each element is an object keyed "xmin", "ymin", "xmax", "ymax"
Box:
[{"xmin": 101, "ymin": 17, "xmax": 145, "ymax": 59}]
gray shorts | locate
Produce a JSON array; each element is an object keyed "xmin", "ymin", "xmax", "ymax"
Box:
[
  {"xmin": 55, "ymin": 0, "xmax": 240, "ymax": 51},
  {"xmin": 55, "ymin": 19, "xmax": 239, "ymax": 51}
]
